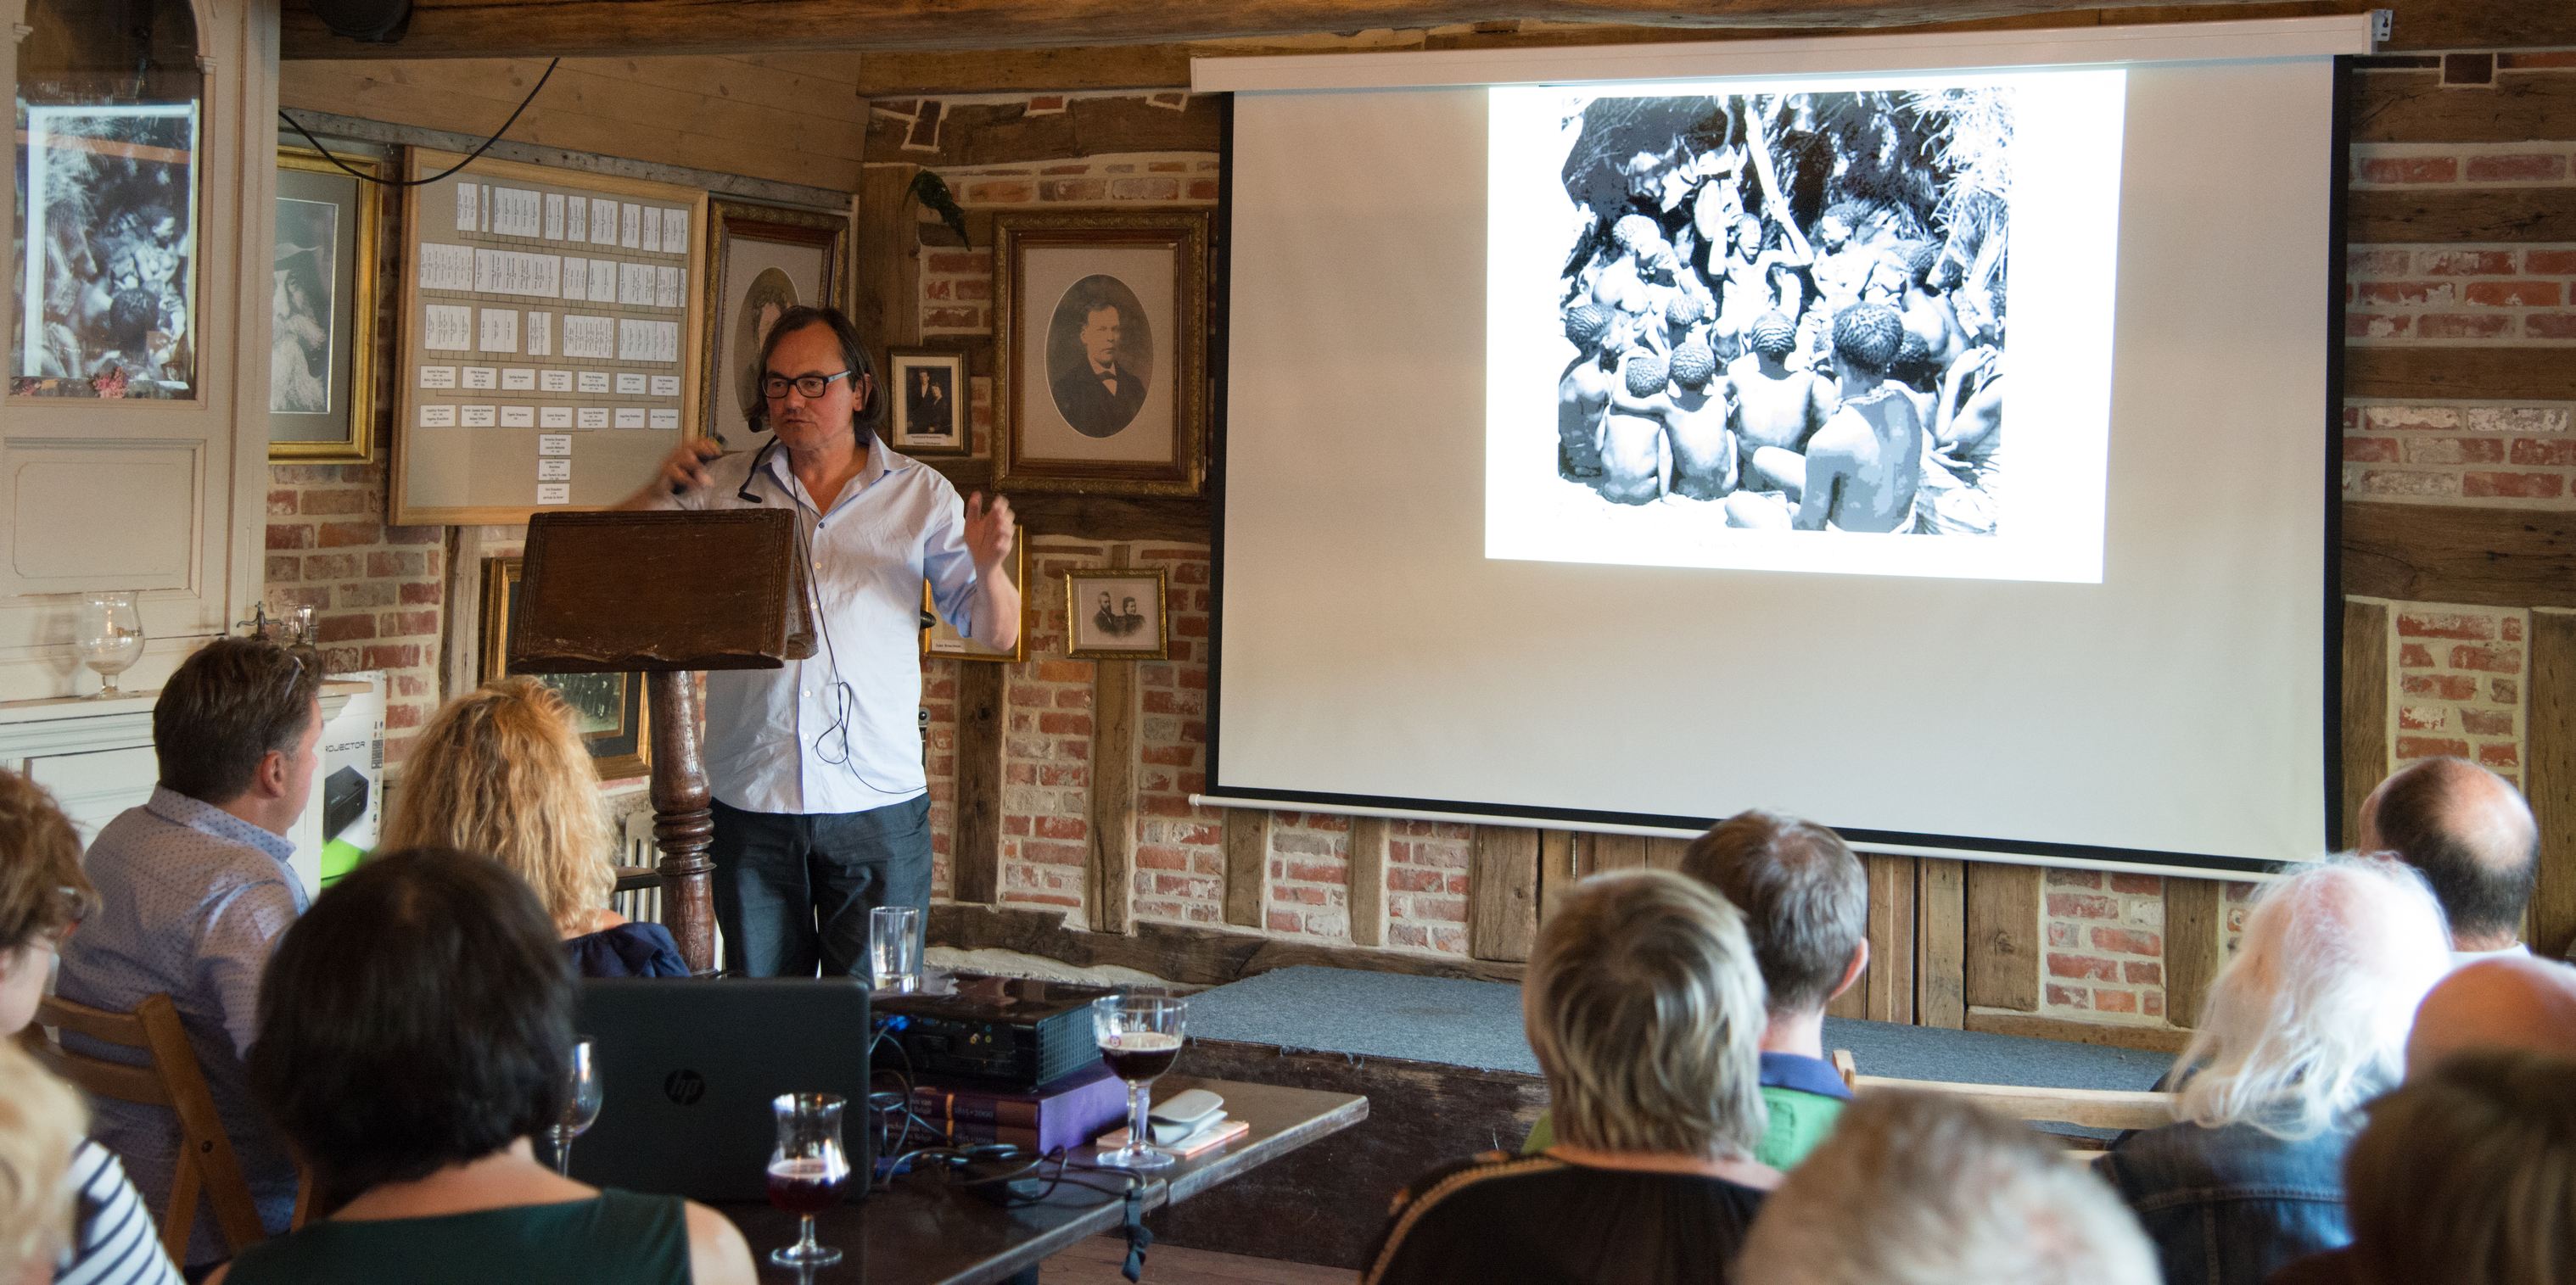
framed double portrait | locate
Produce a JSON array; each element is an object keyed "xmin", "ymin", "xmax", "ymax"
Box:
[{"xmin": 993, "ymin": 211, "xmax": 1209, "ymax": 496}]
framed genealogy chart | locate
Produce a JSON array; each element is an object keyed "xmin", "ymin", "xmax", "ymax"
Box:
[{"xmin": 393, "ymin": 149, "xmax": 708, "ymax": 524}]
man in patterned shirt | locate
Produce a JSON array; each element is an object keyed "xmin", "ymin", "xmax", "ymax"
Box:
[{"xmin": 57, "ymin": 638, "xmax": 321, "ymax": 1271}]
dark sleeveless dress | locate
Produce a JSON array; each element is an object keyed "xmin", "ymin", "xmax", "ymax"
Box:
[{"xmin": 221, "ymin": 1189, "xmax": 688, "ymax": 1285}]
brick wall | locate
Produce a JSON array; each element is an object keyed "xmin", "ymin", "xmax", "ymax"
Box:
[
  {"xmin": 2042, "ymin": 869, "xmax": 2169, "ymax": 1024},
  {"xmin": 264, "ymin": 460, "xmax": 446, "ymax": 762}
]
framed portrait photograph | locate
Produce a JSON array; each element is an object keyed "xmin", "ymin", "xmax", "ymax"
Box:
[
  {"xmin": 887, "ymin": 346, "xmax": 969, "ymax": 457},
  {"xmin": 920, "ymin": 537, "xmax": 1027, "ymax": 663},
  {"xmin": 480, "ymin": 556, "xmax": 650, "ymax": 779},
  {"xmin": 1064, "ymin": 567, "xmax": 1169, "ymax": 661},
  {"xmin": 270, "ymin": 146, "xmax": 382, "ymax": 461},
  {"xmin": 994, "ymin": 211, "xmax": 1209, "ymax": 496},
  {"xmin": 14, "ymin": 103, "xmax": 200, "ymax": 399},
  {"xmin": 698, "ymin": 199, "xmax": 849, "ymax": 445}
]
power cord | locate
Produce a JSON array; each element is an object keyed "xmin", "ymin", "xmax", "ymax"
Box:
[{"xmin": 278, "ymin": 58, "xmax": 563, "ymax": 187}]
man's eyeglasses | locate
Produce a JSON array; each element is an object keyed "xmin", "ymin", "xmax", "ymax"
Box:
[{"xmin": 762, "ymin": 371, "xmax": 854, "ymax": 400}]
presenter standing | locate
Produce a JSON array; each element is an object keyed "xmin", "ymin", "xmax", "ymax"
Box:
[{"xmin": 630, "ymin": 306, "xmax": 1019, "ymax": 977}]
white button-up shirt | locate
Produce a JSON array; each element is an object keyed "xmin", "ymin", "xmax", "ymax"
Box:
[{"xmin": 651, "ymin": 435, "xmax": 984, "ymax": 814}]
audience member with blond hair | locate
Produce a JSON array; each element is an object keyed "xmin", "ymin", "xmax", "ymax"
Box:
[
  {"xmin": 1736, "ymin": 1089, "xmax": 2156, "ymax": 1285},
  {"xmin": 0, "ymin": 771, "xmax": 180, "ymax": 1285},
  {"xmin": 0, "ymin": 1041, "xmax": 88, "ymax": 1285},
  {"xmin": 2096, "ymin": 858, "xmax": 2451, "ymax": 1285},
  {"xmin": 1364, "ymin": 869, "xmax": 1775, "ymax": 1285},
  {"xmin": 2271, "ymin": 1051, "xmax": 2576, "ymax": 1285},
  {"xmin": 383, "ymin": 679, "xmax": 685, "ymax": 977}
]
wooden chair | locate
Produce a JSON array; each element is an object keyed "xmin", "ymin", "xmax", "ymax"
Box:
[
  {"xmin": 28, "ymin": 992, "xmax": 272, "ymax": 1259},
  {"xmin": 1831, "ymin": 1048, "xmax": 2175, "ymax": 1152}
]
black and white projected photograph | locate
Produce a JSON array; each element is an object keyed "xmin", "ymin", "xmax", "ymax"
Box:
[
  {"xmin": 1487, "ymin": 72, "xmax": 2125, "ymax": 583},
  {"xmin": 16, "ymin": 104, "xmax": 199, "ymax": 397}
]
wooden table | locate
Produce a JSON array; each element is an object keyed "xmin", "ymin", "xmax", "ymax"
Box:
[{"xmin": 725, "ymin": 1077, "xmax": 1368, "ymax": 1284}]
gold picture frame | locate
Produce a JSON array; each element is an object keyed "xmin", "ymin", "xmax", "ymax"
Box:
[
  {"xmin": 887, "ymin": 344, "xmax": 971, "ymax": 457},
  {"xmin": 697, "ymin": 198, "xmax": 851, "ymax": 446},
  {"xmin": 920, "ymin": 537, "xmax": 1028, "ymax": 663},
  {"xmin": 270, "ymin": 145, "xmax": 383, "ymax": 461},
  {"xmin": 1063, "ymin": 567, "xmax": 1169, "ymax": 661},
  {"xmin": 479, "ymin": 556, "xmax": 651, "ymax": 779},
  {"xmin": 993, "ymin": 211, "xmax": 1209, "ymax": 496}
]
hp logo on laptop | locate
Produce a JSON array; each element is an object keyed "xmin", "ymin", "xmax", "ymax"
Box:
[{"xmin": 664, "ymin": 1069, "xmax": 706, "ymax": 1105}]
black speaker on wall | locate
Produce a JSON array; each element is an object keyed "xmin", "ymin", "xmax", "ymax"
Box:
[{"xmin": 303, "ymin": 0, "xmax": 412, "ymax": 43}]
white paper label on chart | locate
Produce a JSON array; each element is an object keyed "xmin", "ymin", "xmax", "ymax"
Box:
[
  {"xmin": 614, "ymin": 407, "xmax": 648, "ymax": 429},
  {"xmin": 538, "ymin": 433, "xmax": 573, "ymax": 456},
  {"xmin": 540, "ymin": 370, "xmax": 574, "ymax": 393},
  {"xmin": 560, "ymin": 256, "xmax": 587, "ymax": 301},
  {"xmin": 462, "ymin": 366, "xmax": 498, "ymax": 391},
  {"xmin": 618, "ymin": 262, "xmax": 654, "ymax": 309},
  {"xmin": 655, "ymin": 265, "xmax": 681, "ymax": 310},
  {"xmin": 648, "ymin": 408, "xmax": 680, "ymax": 430},
  {"xmin": 417, "ymin": 243, "xmax": 474, "ymax": 293},
  {"xmin": 500, "ymin": 405, "xmax": 536, "ymax": 428},
  {"xmin": 501, "ymin": 368, "xmax": 536, "ymax": 391},
  {"xmin": 577, "ymin": 371, "xmax": 611, "ymax": 394},
  {"xmin": 540, "ymin": 406, "xmax": 574, "ymax": 428},
  {"xmin": 663, "ymin": 209, "xmax": 690, "ymax": 254},
  {"xmin": 417, "ymin": 366, "xmax": 457, "ymax": 389},
  {"xmin": 454, "ymin": 183, "xmax": 479, "ymax": 233},
  {"xmin": 418, "ymin": 404, "xmax": 456, "ymax": 428},
  {"xmin": 578, "ymin": 408, "xmax": 611, "ymax": 429},
  {"xmin": 620, "ymin": 203, "xmax": 643, "ymax": 249},
  {"xmin": 614, "ymin": 372, "xmax": 647, "ymax": 395},
  {"xmin": 472, "ymin": 248, "xmax": 563, "ymax": 299},
  {"xmin": 641, "ymin": 207, "xmax": 663, "ymax": 253},
  {"xmin": 590, "ymin": 199, "xmax": 619, "ymax": 247},
  {"xmin": 561, "ymin": 316, "xmax": 616, "ymax": 360},
  {"xmin": 423, "ymin": 305, "xmax": 473, "ymax": 351},
  {"xmin": 650, "ymin": 375, "xmax": 680, "ymax": 397},
  {"xmin": 543, "ymin": 193, "xmax": 566, "ymax": 241},
  {"xmin": 538, "ymin": 457, "xmax": 573, "ymax": 483},
  {"xmin": 524, "ymin": 312, "xmax": 553, "ymax": 359},
  {"xmin": 587, "ymin": 260, "xmax": 617, "ymax": 304},
  {"xmin": 478, "ymin": 309, "xmax": 520, "ymax": 354},
  {"xmin": 567, "ymin": 197, "xmax": 588, "ymax": 243},
  {"xmin": 538, "ymin": 483, "xmax": 571, "ymax": 505},
  {"xmin": 493, "ymin": 187, "xmax": 542, "ymax": 238},
  {"xmin": 461, "ymin": 405, "xmax": 498, "ymax": 428}
]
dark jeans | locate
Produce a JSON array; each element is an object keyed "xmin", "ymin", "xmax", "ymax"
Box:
[{"xmin": 708, "ymin": 795, "xmax": 932, "ymax": 978}]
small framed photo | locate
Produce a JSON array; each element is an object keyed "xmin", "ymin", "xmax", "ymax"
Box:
[
  {"xmin": 921, "ymin": 536, "xmax": 1027, "ymax": 663},
  {"xmin": 1064, "ymin": 567, "xmax": 1168, "ymax": 661},
  {"xmin": 994, "ymin": 211, "xmax": 1209, "ymax": 496},
  {"xmin": 888, "ymin": 346, "xmax": 970, "ymax": 456},
  {"xmin": 479, "ymin": 556, "xmax": 649, "ymax": 779}
]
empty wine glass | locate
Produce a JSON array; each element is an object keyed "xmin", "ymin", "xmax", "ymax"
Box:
[
  {"xmin": 1092, "ymin": 993, "xmax": 1187, "ymax": 1170},
  {"xmin": 548, "ymin": 1036, "xmax": 602, "ymax": 1176},
  {"xmin": 767, "ymin": 1092, "xmax": 850, "ymax": 1267},
  {"xmin": 75, "ymin": 592, "xmax": 143, "ymax": 699}
]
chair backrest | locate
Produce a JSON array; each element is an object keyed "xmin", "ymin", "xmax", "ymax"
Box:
[
  {"xmin": 30, "ymin": 992, "xmax": 271, "ymax": 1258},
  {"xmin": 1851, "ymin": 1072, "xmax": 2176, "ymax": 1142}
]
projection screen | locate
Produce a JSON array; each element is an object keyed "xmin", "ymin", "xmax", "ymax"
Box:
[{"xmin": 1199, "ymin": 19, "xmax": 2371, "ymax": 876}]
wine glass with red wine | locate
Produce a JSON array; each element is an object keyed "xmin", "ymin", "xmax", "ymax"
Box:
[
  {"xmin": 766, "ymin": 1092, "xmax": 850, "ymax": 1267},
  {"xmin": 1091, "ymin": 993, "xmax": 1188, "ymax": 1170}
]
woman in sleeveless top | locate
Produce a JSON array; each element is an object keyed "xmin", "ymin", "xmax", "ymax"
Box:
[
  {"xmin": 382, "ymin": 679, "xmax": 688, "ymax": 979},
  {"xmin": 208, "ymin": 849, "xmax": 751, "ymax": 1285}
]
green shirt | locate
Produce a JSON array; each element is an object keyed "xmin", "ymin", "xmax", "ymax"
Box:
[{"xmin": 222, "ymin": 1190, "xmax": 689, "ymax": 1285}]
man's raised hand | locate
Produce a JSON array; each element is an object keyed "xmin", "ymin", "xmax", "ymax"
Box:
[{"xmin": 965, "ymin": 491, "xmax": 1016, "ymax": 572}]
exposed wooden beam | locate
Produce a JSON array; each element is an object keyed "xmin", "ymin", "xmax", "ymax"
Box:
[
  {"xmin": 950, "ymin": 662, "xmax": 1005, "ymax": 903},
  {"xmin": 1086, "ymin": 614, "xmax": 1139, "ymax": 934},
  {"xmin": 927, "ymin": 902, "xmax": 1529, "ymax": 985},
  {"xmin": 2161, "ymin": 877, "xmax": 2222, "ymax": 1029},
  {"xmin": 1224, "ymin": 809, "xmax": 1274, "ymax": 928},
  {"xmin": 2348, "ymin": 188, "xmax": 2576, "ymax": 244},
  {"xmin": 2528, "ymin": 611, "xmax": 2576, "ymax": 957},
  {"xmin": 1469, "ymin": 826, "xmax": 1541, "ymax": 963},
  {"xmin": 284, "ymin": 0, "xmax": 2309, "ymax": 62},
  {"xmin": 2342, "ymin": 503, "xmax": 2576, "ymax": 611},
  {"xmin": 1347, "ymin": 817, "xmax": 1391, "ymax": 947},
  {"xmin": 1916, "ymin": 858, "xmax": 1967, "ymax": 1030},
  {"xmin": 2353, "ymin": 70, "xmax": 2576, "ymax": 146},
  {"xmin": 2342, "ymin": 599, "xmax": 2391, "ymax": 848},
  {"xmin": 1861, "ymin": 854, "xmax": 1917, "ymax": 1024},
  {"xmin": 2347, "ymin": 347, "xmax": 2576, "ymax": 404},
  {"xmin": 1964, "ymin": 863, "xmax": 2043, "ymax": 1012}
]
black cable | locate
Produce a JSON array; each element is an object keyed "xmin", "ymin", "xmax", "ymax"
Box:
[{"xmin": 277, "ymin": 58, "xmax": 562, "ymax": 187}]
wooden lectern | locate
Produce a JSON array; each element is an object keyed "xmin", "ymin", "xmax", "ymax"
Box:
[{"xmin": 512, "ymin": 510, "xmax": 815, "ymax": 975}]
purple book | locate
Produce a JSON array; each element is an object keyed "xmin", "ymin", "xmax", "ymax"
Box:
[{"xmin": 910, "ymin": 1064, "xmax": 1126, "ymax": 1153}]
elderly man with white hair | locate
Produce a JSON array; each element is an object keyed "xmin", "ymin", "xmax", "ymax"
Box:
[
  {"xmin": 1735, "ymin": 1089, "xmax": 2156, "ymax": 1285},
  {"xmin": 2093, "ymin": 858, "xmax": 2453, "ymax": 1285}
]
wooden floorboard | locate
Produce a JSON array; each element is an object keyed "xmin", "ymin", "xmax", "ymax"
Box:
[{"xmin": 1041, "ymin": 1237, "xmax": 1347, "ymax": 1284}]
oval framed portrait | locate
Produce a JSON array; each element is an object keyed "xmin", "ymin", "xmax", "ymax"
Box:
[{"xmin": 1044, "ymin": 273, "xmax": 1155, "ymax": 439}]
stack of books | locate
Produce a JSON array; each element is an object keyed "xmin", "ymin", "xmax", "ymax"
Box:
[{"xmin": 907, "ymin": 1064, "xmax": 1128, "ymax": 1154}]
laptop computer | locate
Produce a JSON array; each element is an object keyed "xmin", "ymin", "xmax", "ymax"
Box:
[{"xmin": 571, "ymin": 978, "xmax": 872, "ymax": 1201}]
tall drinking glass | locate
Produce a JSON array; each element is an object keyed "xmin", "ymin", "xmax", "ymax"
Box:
[
  {"xmin": 869, "ymin": 904, "xmax": 922, "ymax": 992},
  {"xmin": 74, "ymin": 592, "xmax": 143, "ymax": 699},
  {"xmin": 767, "ymin": 1092, "xmax": 850, "ymax": 1267},
  {"xmin": 547, "ymin": 1036, "xmax": 602, "ymax": 1176},
  {"xmin": 1091, "ymin": 993, "xmax": 1187, "ymax": 1170}
]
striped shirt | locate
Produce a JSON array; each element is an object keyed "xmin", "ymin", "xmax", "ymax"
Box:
[{"xmin": 58, "ymin": 1139, "xmax": 183, "ymax": 1285}]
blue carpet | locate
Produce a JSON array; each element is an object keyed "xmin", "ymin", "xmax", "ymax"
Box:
[{"xmin": 1190, "ymin": 966, "xmax": 2172, "ymax": 1091}]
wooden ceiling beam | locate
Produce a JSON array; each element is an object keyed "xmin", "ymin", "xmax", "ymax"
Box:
[{"xmin": 283, "ymin": 0, "xmax": 2307, "ymax": 62}]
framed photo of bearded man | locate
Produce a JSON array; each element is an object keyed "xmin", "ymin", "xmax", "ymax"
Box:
[{"xmin": 993, "ymin": 211, "xmax": 1208, "ymax": 496}]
